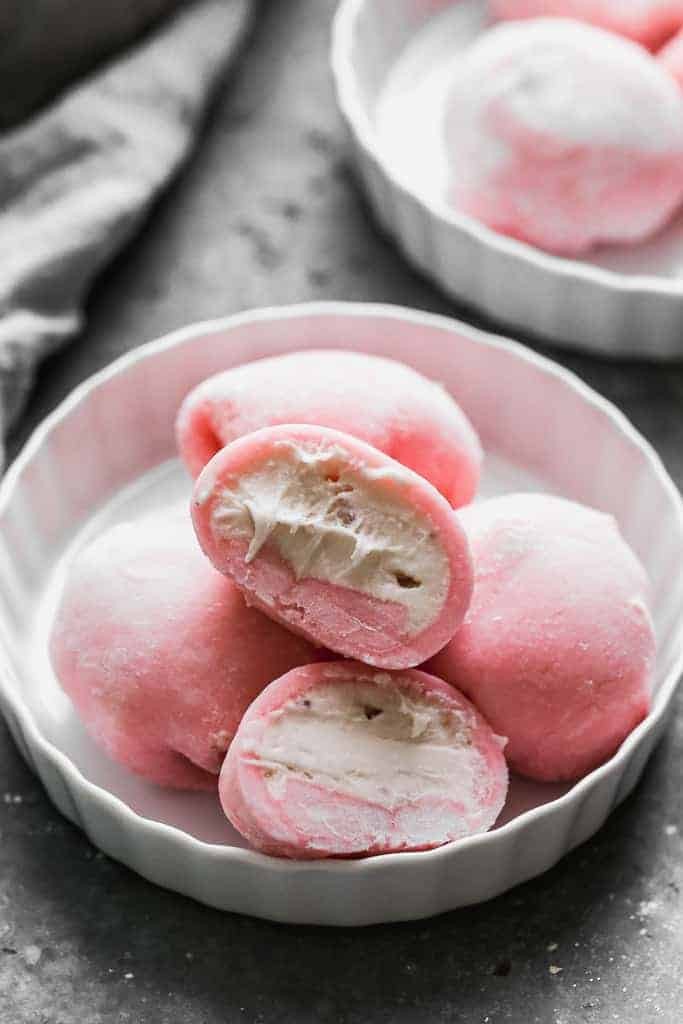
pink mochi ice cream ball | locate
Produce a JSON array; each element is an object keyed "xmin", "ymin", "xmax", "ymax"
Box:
[
  {"xmin": 219, "ymin": 661, "xmax": 509, "ymax": 859},
  {"xmin": 428, "ymin": 494, "xmax": 656, "ymax": 783},
  {"xmin": 443, "ymin": 19, "xmax": 683, "ymax": 255},
  {"xmin": 49, "ymin": 506, "xmax": 322, "ymax": 790},
  {"xmin": 191, "ymin": 424, "xmax": 474, "ymax": 670},
  {"xmin": 176, "ymin": 349, "xmax": 483, "ymax": 508},
  {"xmin": 490, "ymin": 1, "xmax": 683, "ymax": 50}
]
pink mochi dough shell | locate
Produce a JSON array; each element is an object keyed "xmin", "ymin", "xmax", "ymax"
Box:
[
  {"xmin": 428, "ymin": 494, "xmax": 656, "ymax": 783},
  {"xmin": 175, "ymin": 349, "xmax": 483, "ymax": 508},
  {"xmin": 219, "ymin": 661, "xmax": 509, "ymax": 859},
  {"xmin": 49, "ymin": 507, "xmax": 323, "ymax": 790},
  {"xmin": 444, "ymin": 19, "xmax": 683, "ymax": 256},
  {"xmin": 658, "ymin": 26, "xmax": 683, "ymax": 86},
  {"xmin": 490, "ymin": 0, "xmax": 683, "ymax": 50},
  {"xmin": 191, "ymin": 424, "xmax": 474, "ymax": 670}
]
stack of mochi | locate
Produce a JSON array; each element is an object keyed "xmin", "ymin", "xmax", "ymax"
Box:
[
  {"xmin": 439, "ymin": 2, "xmax": 683, "ymax": 255},
  {"xmin": 50, "ymin": 350, "xmax": 655, "ymax": 860}
]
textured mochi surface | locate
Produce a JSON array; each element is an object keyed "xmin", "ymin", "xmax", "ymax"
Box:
[
  {"xmin": 219, "ymin": 661, "xmax": 509, "ymax": 859},
  {"xmin": 49, "ymin": 507, "xmax": 322, "ymax": 790},
  {"xmin": 491, "ymin": 0, "xmax": 683, "ymax": 49},
  {"xmin": 191, "ymin": 424, "xmax": 473, "ymax": 669},
  {"xmin": 176, "ymin": 349, "xmax": 482, "ymax": 508},
  {"xmin": 443, "ymin": 19, "xmax": 683, "ymax": 255},
  {"xmin": 428, "ymin": 494, "xmax": 655, "ymax": 782}
]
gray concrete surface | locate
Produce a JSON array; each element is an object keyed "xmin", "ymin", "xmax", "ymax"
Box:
[{"xmin": 2, "ymin": 2, "xmax": 683, "ymax": 1021}]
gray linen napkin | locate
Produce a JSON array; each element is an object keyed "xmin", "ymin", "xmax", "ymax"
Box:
[{"xmin": 0, "ymin": 0, "xmax": 253, "ymax": 464}]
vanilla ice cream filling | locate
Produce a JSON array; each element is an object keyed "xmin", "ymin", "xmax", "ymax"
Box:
[
  {"xmin": 246, "ymin": 679, "xmax": 482, "ymax": 810},
  {"xmin": 210, "ymin": 443, "xmax": 451, "ymax": 633}
]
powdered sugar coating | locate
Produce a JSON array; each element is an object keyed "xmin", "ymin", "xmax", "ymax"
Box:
[
  {"xmin": 49, "ymin": 507, "xmax": 322, "ymax": 789},
  {"xmin": 491, "ymin": 0, "xmax": 683, "ymax": 50},
  {"xmin": 428, "ymin": 494, "xmax": 655, "ymax": 782},
  {"xmin": 444, "ymin": 19, "xmax": 683, "ymax": 254},
  {"xmin": 659, "ymin": 25, "xmax": 683, "ymax": 86},
  {"xmin": 176, "ymin": 349, "xmax": 482, "ymax": 508}
]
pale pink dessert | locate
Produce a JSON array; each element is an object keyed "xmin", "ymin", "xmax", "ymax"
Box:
[
  {"xmin": 491, "ymin": 1, "xmax": 683, "ymax": 50},
  {"xmin": 444, "ymin": 20, "xmax": 683, "ymax": 255},
  {"xmin": 49, "ymin": 507, "xmax": 322, "ymax": 789},
  {"xmin": 658, "ymin": 25, "xmax": 683, "ymax": 85},
  {"xmin": 176, "ymin": 349, "xmax": 482, "ymax": 508},
  {"xmin": 219, "ymin": 661, "xmax": 508, "ymax": 859},
  {"xmin": 428, "ymin": 494, "xmax": 656, "ymax": 783},
  {"xmin": 191, "ymin": 424, "xmax": 473, "ymax": 669}
]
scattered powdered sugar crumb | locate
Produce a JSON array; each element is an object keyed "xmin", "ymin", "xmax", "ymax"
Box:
[
  {"xmin": 124, "ymin": 972, "xmax": 134, "ymax": 980},
  {"xmin": 638, "ymin": 900, "xmax": 660, "ymax": 918},
  {"xmin": 3, "ymin": 793, "xmax": 23, "ymax": 804},
  {"xmin": 547, "ymin": 942, "xmax": 558, "ymax": 952},
  {"xmin": 549, "ymin": 964, "xmax": 563, "ymax": 975},
  {"xmin": 23, "ymin": 945, "xmax": 42, "ymax": 966},
  {"xmin": 664, "ymin": 824, "xmax": 678, "ymax": 836}
]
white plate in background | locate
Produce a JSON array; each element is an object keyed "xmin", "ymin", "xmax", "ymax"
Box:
[{"xmin": 332, "ymin": 0, "xmax": 683, "ymax": 358}]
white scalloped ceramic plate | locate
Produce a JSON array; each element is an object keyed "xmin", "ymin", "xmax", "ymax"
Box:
[
  {"xmin": 331, "ymin": 0, "xmax": 683, "ymax": 359},
  {"xmin": 1, "ymin": 303, "xmax": 682, "ymax": 925}
]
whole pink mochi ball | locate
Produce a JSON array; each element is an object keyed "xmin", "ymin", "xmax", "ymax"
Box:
[
  {"xmin": 444, "ymin": 19, "xmax": 683, "ymax": 255},
  {"xmin": 176, "ymin": 349, "xmax": 483, "ymax": 508},
  {"xmin": 490, "ymin": 1, "xmax": 683, "ymax": 50},
  {"xmin": 428, "ymin": 494, "xmax": 656, "ymax": 782},
  {"xmin": 49, "ymin": 507, "xmax": 322, "ymax": 789}
]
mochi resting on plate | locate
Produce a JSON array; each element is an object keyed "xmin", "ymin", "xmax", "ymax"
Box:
[
  {"xmin": 49, "ymin": 507, "xmax": 322, "ymax": 789},
  {"xmin": 443, "ymin": 19, "xmax": 683, "ymax": 255},
  {"xmin": 191, "ymin": 424, "xmax": 473, "ymax": 669},
  {"xmin": 219, "ymin": 661, "xmax": 509, "ymax": 859},
  {"xmin": 176, "ymin": 349, "xmax": 482, "ymax": 508},
  {"xmin": 490, "ymin": 0, "xmax": 683, "ymax": 50},
  {"xmin": 428, "ymin": 494, "xmax": 656, "ymax": 782}
]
